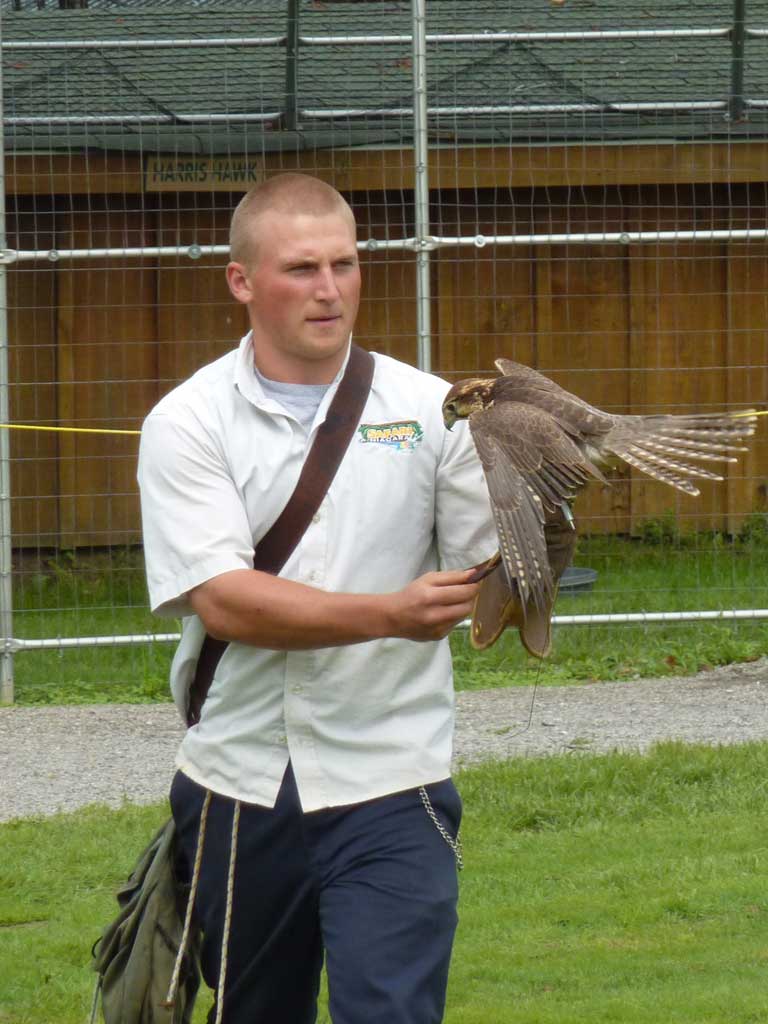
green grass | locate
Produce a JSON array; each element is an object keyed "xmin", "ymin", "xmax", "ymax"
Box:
[
  {"xmin": 10, "ymin": 533, "xmax": 768, "ymax": 704},
  {"xmin": 13, "ymin": 548, "xmax": 173, "ymax": 704},
  {"xmin": 2, "ymin": 743, "xmax": 767, "ymax": 1023},
  {"xmin": 451, "ymin": 532, "xmax": 768, "ymax": 688}
]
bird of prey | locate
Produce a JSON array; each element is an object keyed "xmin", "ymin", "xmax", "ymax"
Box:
[{"xmin": 444, "ymin": 358, "xmax": 761, "ymax": 656}]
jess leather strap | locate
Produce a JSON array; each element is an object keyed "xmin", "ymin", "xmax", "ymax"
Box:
[{"xmin": 186, "ymin": 344, "xmax": 375, "ymax": 727}]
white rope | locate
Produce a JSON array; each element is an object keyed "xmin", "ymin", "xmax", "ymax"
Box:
[
  {"xmin": 163, "ymin": 789, "xmax": 212, "ymax": 1009},
  {"xmin": 215, "ymin": 800, "xmax": 241, "ymax": 1024},
  {"xmin": 88, "ymin": 976, "xmax": 102, "ymax": 1024}
]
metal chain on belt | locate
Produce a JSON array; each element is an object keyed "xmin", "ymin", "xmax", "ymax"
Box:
[{"xmin": 419, "ymin": 786, "xmax": 463, "ymax": 871}]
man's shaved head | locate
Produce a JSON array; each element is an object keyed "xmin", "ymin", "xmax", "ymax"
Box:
[{"xmin": 229, "ymin": 173, "xmax": 356, "ymax": 268}]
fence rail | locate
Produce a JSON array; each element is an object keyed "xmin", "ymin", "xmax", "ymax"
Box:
[{"xmin": 2, "ymin": 0, "xmax": 768, "ymax": 702}]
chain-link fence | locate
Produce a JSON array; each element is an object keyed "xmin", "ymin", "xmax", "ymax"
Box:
[{"xmin": 2, "ymin": 0, "xmax": 768, "ymax": 702}]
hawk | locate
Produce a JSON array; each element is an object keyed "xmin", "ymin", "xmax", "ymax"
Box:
[{"xmin": 444, "ymin": 358, "xmax": 761, "ymax": 656}]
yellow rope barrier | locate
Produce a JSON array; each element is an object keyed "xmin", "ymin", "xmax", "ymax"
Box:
[
  {"xmin": 0, "ymin": 423, "xmax": 140, "ymax": 436},
  {"xmin": 0, "ymin": 411, "xmax": 764, "ymax": 438}
]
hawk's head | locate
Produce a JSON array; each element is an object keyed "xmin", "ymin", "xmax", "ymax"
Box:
[{"xmin": 442, "ymin": 377, "xmax": 496, "ymax": 429}]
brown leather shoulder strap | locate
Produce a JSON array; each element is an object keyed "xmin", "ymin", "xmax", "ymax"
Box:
[
  {"xmin": 253, "ymin": 343, "xmax": 374, "ymax": 574},
  {"xmin": 186, "ymin": 344, "xmax": 375, "ymax": 726}
]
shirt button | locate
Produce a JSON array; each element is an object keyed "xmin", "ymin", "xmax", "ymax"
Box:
[
  {"xmin": 308, "ymin": 570, "xmax": 318, "ymax": 582},
  {"xmin": 312, "ymin": 512, "xmax": 321, "ymax": 524}
]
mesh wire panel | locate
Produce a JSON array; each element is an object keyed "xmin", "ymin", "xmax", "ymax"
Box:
[{"xmin": 2, "ymin": 0, "xmax": 768, "ymax": 699}]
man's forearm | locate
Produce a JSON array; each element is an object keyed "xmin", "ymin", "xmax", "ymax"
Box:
[{"xmin": 189, "ymin": 567, "xmax": 480, "ymax": 649}]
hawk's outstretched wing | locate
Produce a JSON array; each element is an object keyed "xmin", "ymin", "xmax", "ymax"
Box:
[
  {"xmin": 468, "ymin": 400, "xmax": 599, "ymax": 611},
  {"xmin": 470, "ymin": 504, "xmax": 578, "ymax": 656},
  {"xmin": 494, "ymin": 357, "xmax": 757, "ymax": 495},
  {"xmin": 444, "ymin": 358, "xmax": 762, "ymax": 655},
  {"xmin": 493, "ymin": 358, "xmax": 615, "ymax": 439}
]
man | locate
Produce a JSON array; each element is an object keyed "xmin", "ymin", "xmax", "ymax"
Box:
[{"xmin": 138, "ymin": 173, "xmax": 496, "ymax": 1024}]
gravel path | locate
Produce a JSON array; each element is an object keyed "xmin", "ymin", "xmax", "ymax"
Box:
[{"xmin": 1, "ymin": 658, "xmax": 767, "ymax": 822}]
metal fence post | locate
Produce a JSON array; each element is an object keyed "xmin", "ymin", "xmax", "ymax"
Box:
[
  {"xmin": 0, "ymin": 9, "xmax": 14, "ymax": 705},
  {"xmin": 284, "ymin": 0, "xmax": 300, "ymax": 131},
  {"xmin": 729, "ymin": 0, "xmax": 747, "ymax": 123},
  {"xmin": 412, "ymin": 0, "xmax": 432, "ymax": 373}
]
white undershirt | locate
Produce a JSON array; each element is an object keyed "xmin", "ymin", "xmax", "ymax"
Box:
[{"xmin": 254, "ymin": 365, "xmax": 330, "ymax": 433}]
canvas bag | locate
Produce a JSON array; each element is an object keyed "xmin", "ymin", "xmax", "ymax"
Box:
[
  {"xmin": 89, "ymin": 345, "xmax": 374, "ymax": 1023},
  {"xmin": 91, "ymin": 819, "xmax": 200, "ymax": 1024}
]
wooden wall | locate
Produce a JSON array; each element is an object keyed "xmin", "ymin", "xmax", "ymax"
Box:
[{"xmin": 6, "ymin": 144, "xmax": 768, "ymax": 547}]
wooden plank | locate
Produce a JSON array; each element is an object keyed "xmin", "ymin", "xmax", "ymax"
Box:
[
  {"xmin": 726, "ymin": 237, "xmax": 768, "ymax": 534},
  {"xmin": 627, "ymin": 239, "xmax": 654, "ymax": 534},
  {"xmin": 259, "ymin": 148, "xmax": 420, "ymax": 195},
  {"xmin": 656, "ymin": 184, "xmax": 730, "ymax": 535},
  {"xmin": 156, "ymin": 257, "xmax": 244, "ymax": 389},
  {"xmin": 352, "ymin": 197, "xmax": 418, "ymax": 365},
  {"xmin": 355, "ymin": 252, "xmax": 418, "ymax": 367},
  {"xmin": 8, "ymin": 152, "xmax": 144, "ymax": 198},
  {"xmin": 55, "ymin": 203, "xmax": 158, "ymax": 547},
  {"xmin": 534, "ymin": 240, "xmax": 554, "ymax": 377},
  {"xmin": 534, "ymin": 194, "xmax": 631, "ymax": 535},
  {"xmin": 627, "ymin": 243, "xmax": 730, "ymax": 532},
  {"xmin": 629, "ymin": 245, "xmax": 723, "ymax": 533},
  {"xmin": 624, "ymin": 183, "xmax": 739, "ymax": 535},
  {"xmin": 55, "ymin": 240, "xmax": 77, "ymax": 547},
  {"xmin": 156, "ymin": 202, "xmax": 247, "ymax": 390},
  {"xmin": 9, "ymin": 141, "xmax": 768, "ymax": 196},
  {"xmin": 6, "ymin": 208, "xmax": 59, "ymax": 546},
  {"xmin": 433, "ymin": 190, "xmax": 536, "ymax": 379},
  {"xmin": 429, "ymin": 142, "xmax": 768, "ymax": 190},
  {"xmin": 433, "ymin": 247, "xmax": 537, "ymax": 378}
]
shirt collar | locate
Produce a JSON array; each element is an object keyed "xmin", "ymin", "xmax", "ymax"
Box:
[{"xmin": 233, "ymin": 331, "xmax": 354, "ymax": 417}]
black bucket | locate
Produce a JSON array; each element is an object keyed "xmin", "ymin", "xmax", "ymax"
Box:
[{"xmin": 558, "ymin": 566, "xmax": 598, "ymax": 595}]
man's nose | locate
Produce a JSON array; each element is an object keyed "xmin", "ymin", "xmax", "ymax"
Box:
[{"xmin": 314, "ymin": 265, "xmax": 341, "ymax": 301}]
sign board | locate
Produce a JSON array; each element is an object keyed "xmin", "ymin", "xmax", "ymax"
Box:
[{"xmin": 145, "ymin": 156, "xmax": 267, "ymax": 191}]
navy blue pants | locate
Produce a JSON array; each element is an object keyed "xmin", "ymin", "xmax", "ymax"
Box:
[{"xmin": 170, "ymin": 764, "xmax": 463, "ymax": 1024}]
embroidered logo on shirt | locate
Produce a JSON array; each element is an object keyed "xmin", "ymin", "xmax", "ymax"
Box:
[{"xmin": 358, "ymin": 420, "xmax": 424, "ymax": 451}]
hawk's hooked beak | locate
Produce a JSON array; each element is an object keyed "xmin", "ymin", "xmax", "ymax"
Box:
[{"xmin": 443, "ymin": 401, "xmax": 458, "ymax": 431}]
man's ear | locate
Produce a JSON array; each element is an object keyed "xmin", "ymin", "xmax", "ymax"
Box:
[{"xmin": 225, "ymin": 261, "xmax": 252, "ymax": 304}]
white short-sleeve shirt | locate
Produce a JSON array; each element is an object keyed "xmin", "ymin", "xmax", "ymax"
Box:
[{"xmin": 138, "ymin": 334, "xmax": 496, "ymax": 811}]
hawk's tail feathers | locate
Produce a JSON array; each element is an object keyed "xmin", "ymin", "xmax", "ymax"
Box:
[
  {"xmin": 604, "ymin": 411, "xmax": 760, "ymax": 496},
  {"xmin": 630, "ymin": 438, "xmax": 746, "ymax": 461},
  {"xmin": 627, "ymin": 444, "xmax": 725, "ymax": 482},
  {"xmin": 655, "ymin": 411, "xmax": 758, "ymax": 441},
  {"xmin": 618, "ymin": 451, "xmax": 703, "ymax": 496}
]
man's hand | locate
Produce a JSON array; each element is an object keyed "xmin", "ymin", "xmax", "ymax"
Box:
[{"xmin": 383, "ymin": 569, "xmax": 481, "ymax": 641}]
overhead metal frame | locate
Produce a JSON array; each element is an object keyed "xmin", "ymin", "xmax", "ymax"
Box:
[{"xmin": 2, "ymin": 13, "xmax": 765, "ymax": 125}]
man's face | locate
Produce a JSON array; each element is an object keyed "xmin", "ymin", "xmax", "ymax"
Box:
[{"xmin": 226, "ymin": 209, "xmax": 361, "ymax": 382}]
